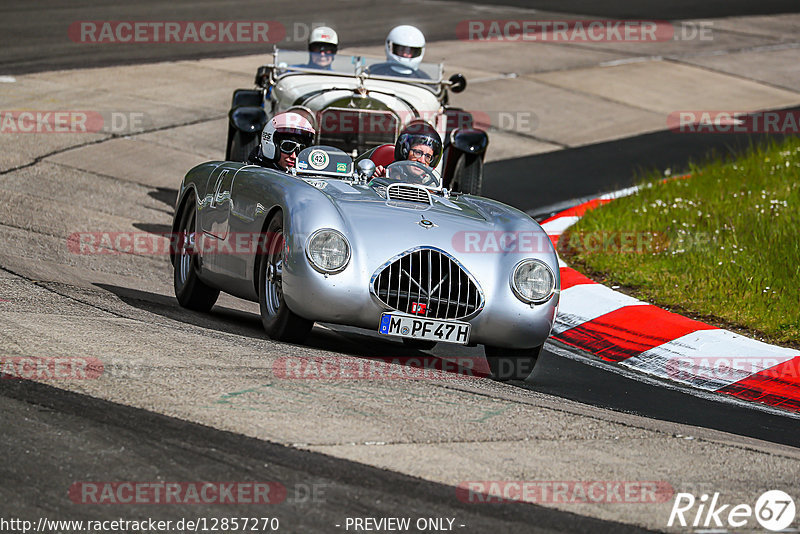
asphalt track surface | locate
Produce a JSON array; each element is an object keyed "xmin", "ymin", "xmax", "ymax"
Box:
[
  {"xmin": 3, "ymin": 0, "xmax": 799, "ymax": 74},
  {"xmin": 2, "ymin": 1, "xmax": 800, "ymax": 532},
  {"xmin": 0, "ymin": 380, "xmax": 649, "ymax": 533}
]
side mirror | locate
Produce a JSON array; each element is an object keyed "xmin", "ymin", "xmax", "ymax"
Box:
[
  {"xmin": 356, "ymin": 159, "xmax": 376, "ymax": 182},
  {"xmin": 448, "ymin": 73, "xmax": 467, "ymax": 94},
  {"xmin": 255, "ymin": 65, "xmax": 273, "ymax": 88}
]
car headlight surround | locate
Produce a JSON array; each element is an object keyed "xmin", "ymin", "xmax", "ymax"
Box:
[
  {"xmin": 306, "ymin": 229, "xmax": 351, "ymax": 274},
  {"xmin": 511, "ymin": 259, "xmax": 555, "ymax": 304}
]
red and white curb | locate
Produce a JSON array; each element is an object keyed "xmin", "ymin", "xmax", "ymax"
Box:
[{"xmin": 541, "ymin": 189, "xmax": 800, "ymax": 414}]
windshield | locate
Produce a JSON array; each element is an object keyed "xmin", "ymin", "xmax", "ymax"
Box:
[
  {"xmin": 383, "ymin": 160, "xmax": 441, "ymax": 189},
  {"xmin": 273, "ymin": 49, "xmax": 442, "ymax": 83}
]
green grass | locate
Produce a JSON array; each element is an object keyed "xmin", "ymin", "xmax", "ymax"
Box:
[{"xmin": 560, "ymin": 136, "xmax": 800, "ymax": 346}]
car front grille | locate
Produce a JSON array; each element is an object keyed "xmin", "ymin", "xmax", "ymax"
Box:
[
  {"xmin": 386, "ymin": 184, "xmax": 431, "ymax": 204},
  {"xmin": 371, "ymin": 247, "xmax": 483, "ymax": 320},
  {"xmin": 317, "ymin": 108, "xmax": 398, "ymax": 154}
]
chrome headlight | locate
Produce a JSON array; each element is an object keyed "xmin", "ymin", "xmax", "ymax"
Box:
[
  {"xmin": 306, "ymin": 229, "xmax": 350, "ymax": 274},
  {"xmin": 511, "ymin": 259, "xmax": 555, "ymax": 303}
]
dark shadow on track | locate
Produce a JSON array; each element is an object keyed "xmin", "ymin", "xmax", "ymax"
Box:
[
  {"xmin": 0, "ymin": 379, "xmax": 651, "ymax": 533},
  {"xmin": 95, "ymin": 283, "xmax": 487, "ymax": 376},
  {"xmin": 529, "ymin": 346, "xmax": 800, "ymax": 448},
  {"xmin": 435, "ymin": 0, "xmax": 800, "ymax": 19},
  {"xmin": 486, "ymin": 128, "xmax": 793, "ymax": 215}
]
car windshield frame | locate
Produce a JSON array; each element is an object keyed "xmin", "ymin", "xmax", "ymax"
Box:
[{"xmin": 272, "ymin": 49, "xmax": 443, "ymax": 85}]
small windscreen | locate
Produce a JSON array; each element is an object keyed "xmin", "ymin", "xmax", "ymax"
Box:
[{"xmin": 295, "ymin": 145, "xmax": 353, "ymax": 177}]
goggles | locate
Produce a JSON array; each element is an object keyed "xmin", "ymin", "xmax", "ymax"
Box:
[
  {"xmin": 279, "ymin": 139, "xmax": 307, "ymax": 155},
  {"xmin": 309, "ymin": 43, "xmax": 337, "ymax": 54}
]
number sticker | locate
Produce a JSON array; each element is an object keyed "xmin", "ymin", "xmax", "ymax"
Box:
[{"xmin": 308, "ymin": 149, "xmax": 330, "ymax": 170}]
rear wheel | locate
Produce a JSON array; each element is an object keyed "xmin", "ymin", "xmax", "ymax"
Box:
[
  {"xmin": 484, "ymin": 345, "xmax": 541, "ymax": 381},
  {"xmin": 229, "ymin": 130, "xmax": 259, "ymax": 162},
  {"xmin": 451, "ymin": 153, "xmax": 483, "ymax": 195},
  {"xmin": 258, "ymin": 212, "xmax": 314, "ymax": 342},
  {"xmin": 173, "ymin": 207, "xmax": 219, "ymax": 312}
]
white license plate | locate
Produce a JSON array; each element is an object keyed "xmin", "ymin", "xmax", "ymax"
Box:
[{"xmin": 378, "ymin": 313, "xmax": 470, "ymax": 344}]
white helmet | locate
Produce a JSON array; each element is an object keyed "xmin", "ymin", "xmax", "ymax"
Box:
[
  {"xmin": 260, "ymin": 112, "xmax": 315, "ymax": 160},
  {"xmin": 385, "ymin": 25, "xmax": 425, "ymax": 70},
  {"xmin": 309, "ymin": 26, "xmax": 338, "ymax": 49}
]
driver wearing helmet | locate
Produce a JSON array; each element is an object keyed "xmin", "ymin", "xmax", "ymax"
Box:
[
  {"xmin": 366, "ymin": 25, "xmax": 430, "ymax": 79},
  {"xmin": 247, "ymin": 111, "xmax": 315, "ymax": 172},
  {"xmin": 296, "ymin": 26, "xmax": 338, "ymax": 70},
  {"xmin": 374, "ymin": 120, "xmax": 442, "ymax": 177}
]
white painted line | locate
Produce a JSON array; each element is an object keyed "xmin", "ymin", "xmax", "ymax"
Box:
[
  {"xmin": 598, "ymin": 56, "xmax": 663, "ymax": 67},
  {"xmin": 625, "ymin": 329, "xmax": 800, "ymax": 391},
  {"xmin": 545, "ymin": 341, "xmax": 800, "ymax": 420},
  {"xmin": 554, "ymin": 283, "xmax": 647, "ymax": 334},
  {"xmin": 540, "ymin": 215, "xmax": 580, "ymax": 235},
  {"xmin": 468, "ymin": 72, "xmax": 518, "ymax": 84},
  {"xmin": 598, "ymin": 185, "xmax": 640, "ymax": 200},
  {"xmin": 0, "ymin": 76, "xmax": 16, "ymax": 83}
]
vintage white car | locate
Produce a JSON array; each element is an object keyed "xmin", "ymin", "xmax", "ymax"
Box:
[{"xmin": 225, "ymin": 49, "xmax": 489, "ymax": 195}]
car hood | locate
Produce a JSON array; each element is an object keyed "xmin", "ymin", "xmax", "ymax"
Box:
[{"xmin": 300, "ymin": 177, "xmax": 551, "ymax": 260}]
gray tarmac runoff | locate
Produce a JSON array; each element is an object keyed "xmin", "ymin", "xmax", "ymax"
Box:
[{"xmin": 1, "ymin": 1, "xmax": 800, "ymax": 532}]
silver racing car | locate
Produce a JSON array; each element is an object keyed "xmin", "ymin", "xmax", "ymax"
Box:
[{"xmin": 171, "ymin": 146, "xmax": 559, "ymax": 379}]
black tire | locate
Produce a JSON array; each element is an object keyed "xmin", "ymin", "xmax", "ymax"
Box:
[
  {"xmin": 229, "ymin": 130, "xmax": 259, "ymax": 162},
  {"xmin": 402, "ymin": 338, "xmax": 438, "ymax": 351},
  {"xmin": 173, "ymin": 206, "xmax": 220, "ymax": 312},
  {"xmin": 484, "ymin": 345, "xmax": 542, "ymax": 381},
  {"xmin": 258, "ymin": 211, "xmax": 314, "ymax": 342},
  {"xmin": 451, "ymin": 153, "xmax": 483, "ymax": 195}
]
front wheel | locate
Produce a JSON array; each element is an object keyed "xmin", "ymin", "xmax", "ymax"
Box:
[
  {"xmin": 173, "ymin": 206, "xmax": 219, "ymax": 312},
  {"xmin": 450, "ymin": 153, "xmax": 483, "ymax": 195},
  {"xmin": 484, "ymin": 345, "xmax": 541, "ymax": 381},
  {"xmin": 258, "ymin": 212, "xmax": 314, "ymax": 342}
]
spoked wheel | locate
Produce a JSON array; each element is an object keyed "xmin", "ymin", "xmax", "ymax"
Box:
[
  {"xmin": 258, "ymin": 211, "xmax": 314, "ymax": 342},
  {"xmin": 450, "ymin": 153, "xmax": 483, "ymax": 195},
  {"xmin": 484, "ymin": 345, "xmax": 542, "ymax": 381},
  {"xmin": 173, "ymin": 206, "xmax": 219, "ymax": 311}
]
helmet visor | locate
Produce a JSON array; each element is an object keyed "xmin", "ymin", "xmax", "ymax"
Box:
[{"xmin": 391, "ymin": 43, "xmax": 423, "ymax": 59}]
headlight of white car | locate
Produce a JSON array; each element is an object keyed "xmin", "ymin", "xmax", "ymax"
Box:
[
  {"xmin": 306, "ymin": 229, "xmax": 350, "ymax": 274},
  {"xmin": 511, "ymin": 259, "xmax": 555, "ymax": 303}
]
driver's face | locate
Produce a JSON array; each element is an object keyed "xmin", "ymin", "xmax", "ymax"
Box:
[
  {"xmin": 310, "ymin": 51, "xmax": 334, "ymax": 67},
  {"xmin": 407, "ymin": 144, "xmax": 434, "ymax": 167},
  {"xmin": 278, "ymin": 151, "xmax": 297, "ymax": 171}
]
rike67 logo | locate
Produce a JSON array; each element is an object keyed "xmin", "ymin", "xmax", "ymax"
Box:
[{"xmin": 668, "ymin": 490, "xmax": 795, "ymax": 531}]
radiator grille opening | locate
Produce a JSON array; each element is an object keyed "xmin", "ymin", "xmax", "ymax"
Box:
[{"xmin": 372, "ymin": 248, "xmax": 483, "ymax": 320}]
